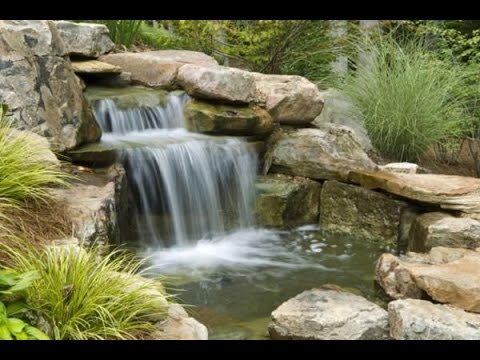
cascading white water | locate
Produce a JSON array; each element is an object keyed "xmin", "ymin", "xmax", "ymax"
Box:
[{"xmin": 91, "ymin": 93, "xmax": 257, "ymax": 246}]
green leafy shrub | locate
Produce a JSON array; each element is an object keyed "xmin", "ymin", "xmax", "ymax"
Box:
[
  {"xmin": 0, "ymin": 269, "xmax": 50, "ymax": 340},
  {"xmin": 5, "ymin": 244, "xmax": 169, "ymax": 340},
  {"xmin": 141, "ymin": 20, "xmax": 337, "ymax": 82},
  {"xmin": 339, "ymin": 33, "xmax": 472, "ymax": 162}
]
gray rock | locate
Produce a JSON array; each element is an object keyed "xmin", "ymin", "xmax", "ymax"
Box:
[
  {"xmin": 100, "ymin": 50, "xmax": 218, "ymax": 89},
  {"xmin": 55, "ymin": 21, "xmax": 114, "ymax": 58},
  {"xmin": 375, "ymin": 247, "xmax": 480, "ymax": 313},
  {"xmin": 177, "ymin": 64, "xmax": 256, "ymax": 104},
  {"xmin": 49, "ymin": 164, "xmax": 127, "ymax": 245},
  {"xmin": 253, "ymin": 72, "xmax": 324, "ymax": 125},
  {"xmin": 184, "ymin": 99, "xmax": 273, "ymax": 136},
  {"xmin": 320, "ymin": 180, "xmax": 416, "ymax": 246},
  {"xmin": 389, "ymin": 299, "xmax": 480, "ymax": 340},
  {"xmin": 409, "ymin": 212, "xmax": 480, "ymax": 252},
  {"xmin": 150, "ymin": 304, "xmax": 208, "ymax": 340},
  {"xmin": 269, "ymin": 287, "xmax": 389, "ymax": 340},
  {"xmin": 255, "ymin": 174, "xmax": 322, "ymax": 228},
  {"xmin": 0, "ymin": 20, "xmax": 101, "ymax": 152},
  {"xmin": 313, "ymin": 88, "xmax": 372, "ymax": 151},
  {"xmin": 264, "ymin": 126, "xmax": 377, "ymax": 182}
]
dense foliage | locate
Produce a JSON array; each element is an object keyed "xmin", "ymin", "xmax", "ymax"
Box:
[
  {"xmin": 0, "ymin": 269, "xmax": 50, "ymax": 340},
  {"xmin": 5, "ymin": 244, "xmax": 169, "ymax": 340},
  {"xmin": 339, "ymin": 33, "xmax": 473, "ymax": 162},
  {"xmin": 138, "ymin": 20, "xmax": 339, "ymax": 82}
]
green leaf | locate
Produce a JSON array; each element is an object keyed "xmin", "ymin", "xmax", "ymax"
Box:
[
  {"xmin": 14, "ymin": 331, "xmax": 29, "ymax": 340},
  {"xmin": 0, "ymin": 271, "xmax": 17, "ymax": 287},
  {"xmin": 0, "ymin": 301, "xmax": 7, "ymax": 321},
  {"xmin": 7, "ymin": 271, "xmax": 39, "ymax": 293},
  {"xmin": 25, "ymin": 326, "xmax": 50, "ymax": 340},
  {"xmin": 0, "ymin": 324, "xmax": 13, "ymax": 340},
  {"xmin": 6, "ymin": 301, "xmax": 28, "ymax": 317},
  {"xmin": 7, "ymin": 318, "xmax": 26, "ymax": 334}
]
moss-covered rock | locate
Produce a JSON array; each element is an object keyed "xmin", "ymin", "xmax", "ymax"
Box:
[
  {"xmin": 84, "ymin": 86, "xmax": 169, "ymax": 110},
  {"xmin": 184, "ymin": 99, "xmax": 274, "ymax": 136},
  {"xmin": 255, "ymin": 174, "xmax": 322, "ymax": 228},
  {"xmin": 320, "ymin": 180, "xmax": 417, "ymax": 247}
]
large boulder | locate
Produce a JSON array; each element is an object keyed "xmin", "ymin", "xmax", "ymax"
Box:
[
  {"xmin": 177, "ymin": 64, "xmax": 256, "ymax": 104},
  {"xmin": 253, "ymin": 73, "xmax": 324, "ymax": 125},
  {"xmin": 349, "ymin": 171, "xmax": 480, "ymax": 216},
  {"xmin": 49, "ymin": 164, "xmax": 127, "ymax": 245},
  {"xmin": 313, "ymin": 88, "xmax": 372, "ymax": 151},
  {"xmin": 409, "ymin": 212, "xmax": 480, "ymax": 252},
  {"xmin": 0, "ymin": 20, "xmax": 101, "ymax": 152},
  {"xmin": 320, "ymin": 180, "xmax": 418, "ymax": 247},
  {"xmin": 255, "ymin": 174, "xmax": 322, "ymax": 228},
  {"xmin": 375, "ymin": 247, "xmax": 480, "ymax": 313},
  {"xmin": 54, "ymin": 21, "xmax": 114, "ymax": 58},
  {"xmin": 268, "ymin": 287, "xmax": 389, "ymax": 340},
  {"xmin": 264, "ymin": 126, "xmax": 377, "ymax": 182},
  {"xmin": 150, "ymin": 304, "xmax": 208, "ymax": 340},
  {"xmin": 389, "ymin": 299, "xmax": 480, "ymax": 340},
  {"xmin": 184, "ymin": 99, "xmax": 273, "ymax": 136},
  {"xmin": 100, "ymin": 50, "xmax": 218, "ymax": 89}
]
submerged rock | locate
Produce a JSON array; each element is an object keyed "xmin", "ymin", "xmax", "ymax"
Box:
[
  {"xmin": 389, "ymin": 299, "xmax": 480, "ymax": 340},
  {"xmin": 375, "ymin": 247, "xmax": 480, "ymax": 313},
  {"xmin": 0, "ymin": 20, "xmax": 101, "ymax": 152},
  {"xmin": 84, "ymin": 86, "xmax": 169, "ymax": 110},
  {"xmin": 100, "ymin": 50, "xmax": 218, "ymax": 89},
  {"xmin": 255, "ymin": 174, "xmax": 322, "ymax": 228},
  {"xmin": 320, "ymin": 180, "xmax": 417, "ymax": 246},
  {"xmin": 54, "ymin": 20, "xmax": 114, "ymax": 58},
  {"xmin": 177, "ymin": 64, "xmax": 256, "ymax": 104},
  {"xmin": 253, "ymin": 73, "xmax": 324, "ymax": 125},
  {"xmin": 264, "ymin": 126, "xmax": 377, "ymax": 182},
  {"xmin": 268, "ymin": 287, "xmax": 389, "ymax": 340},
  {"xmin": 184, "ymin": 99, "xmax": 273, "ymax": 136}
]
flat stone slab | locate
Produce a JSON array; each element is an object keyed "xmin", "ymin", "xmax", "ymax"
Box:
[
  {"xmin": 71, "ymin": 60, "xmax": 122, "ymax": 74},
  {"xmin": 100, "ymin": 50, "xmax": 218, "ymax": 89},
  {"xmin": 389, "ymin": 299, "xmax": 480, "ymax": 340},
  {"xmin": 349, "ymin": 171, "xmax": 480, "ymax": 214},
  {"xmin": 376, "ymin": 247, "xmax": 480, "ymax": 313},
  {"xmin": 268, "ymin": 287, "xmax": 389, "ymax": 340},
  {"xmin": 409, "ymin": 212, "xmax": 480, "ymax": 252}
]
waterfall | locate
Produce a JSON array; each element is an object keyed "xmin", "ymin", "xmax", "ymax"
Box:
[{"xmin": 91, "ymin": 92, "xmax": 257, "ymax": 246}]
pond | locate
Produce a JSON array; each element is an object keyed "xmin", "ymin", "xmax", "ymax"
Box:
[{"xmin": 145, "ymin": 225, "xmax": 391, "ymax": 340}]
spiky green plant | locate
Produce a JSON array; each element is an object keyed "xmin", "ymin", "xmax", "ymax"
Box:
[
  {"xmin": 3, "ymin": 243, "xmax": 169, "ymax": 340},
  {"xmin": 0, "ymin": 104, "xmax": 69, "ymax": 208},
  {"xmin": 339, "ymin": 33, "xmax": 472, "ymax": 162}
]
